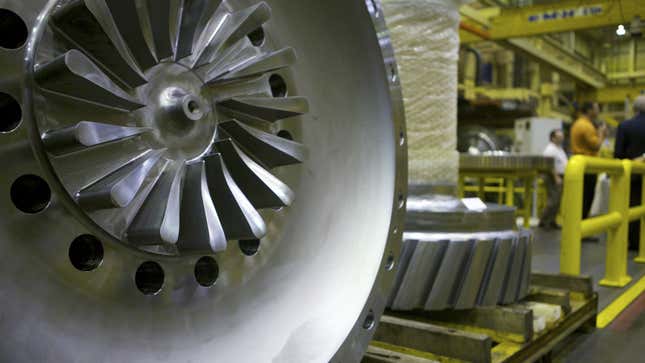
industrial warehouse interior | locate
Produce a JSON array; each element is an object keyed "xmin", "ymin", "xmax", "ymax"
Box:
[{"xmin": 0, "ymin": 0, "xmax": 644, "ymax": 362}]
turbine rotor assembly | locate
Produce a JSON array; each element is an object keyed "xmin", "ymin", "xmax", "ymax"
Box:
[{"xmin": 0, "ymin": 0, "xmax": 406, "ymax": 361}]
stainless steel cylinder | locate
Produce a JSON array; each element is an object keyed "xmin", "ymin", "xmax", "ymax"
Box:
[{"xmin": 0, "ymin": 0, "xmax": 406, "ymax": 361}]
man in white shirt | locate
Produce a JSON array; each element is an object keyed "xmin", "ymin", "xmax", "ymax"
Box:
[{"xmin": 540, "ymin": 129, "xmax": 568, "ymax": 229}]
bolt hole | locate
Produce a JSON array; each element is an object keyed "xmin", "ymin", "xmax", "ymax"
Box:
[
  {"xmin": 399, "ymin": 131, "xmax": 405, "ymax": 146},
  {"xmin": 0, "ymin": 92, "xmax": 21, "ymax": 133},
  {"xmin": 135, "ymin": 261, "xmax": 164, "ymax": 295},
  {"xmin": 277, "ymin": 130, "xmax": 293, "ymax": 141},
  {"xmin": 390, "ymin": 64, "xmax": 398, "ymax": 83},
  {"xmin": 247, "ymin": 26, "xmax": 265, "ymax": 47},
  {"xmin": 187, "ymin": 100, "xmax": 200, "ymax": 114},
  {"xmin": 269, "ymin": 74, "xmax": 287, "ymax": 98},
  {"xmin": 385, "ymin": 254, "xmax": 395, "ymax": 271},
  {"xmin": 398, "ymin": 193, "xmax": 406, "ymax": 209},
  {"xmin": 69, "ymin": 234, "xmax": 104, "ymax": 272},
  {"xmin": 239, "ymin": 239, "xmax": 261, "ymax": 256},
  {"xmin": 194, "ymin": 256, "xmax": 219, "ymax": 287},
  {"xmin": 363, "ymin": 310, "xmax": 376, "ymax": 330},
  {"xmin": 0, "ymin": 9, "xmax": 28, "ymax": 49},
  {"xmin": 11, "ymin": 175, "xmax": 51, "ymax": 214}
]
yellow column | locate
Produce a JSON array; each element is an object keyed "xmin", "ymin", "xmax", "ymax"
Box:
[
  {"xmin": 560, "ymin": 157, "xmax": 585, "ymax": 276},
  {"xmin": 600, "ymin": 160, "xmax": 633, "ymax": 287}
]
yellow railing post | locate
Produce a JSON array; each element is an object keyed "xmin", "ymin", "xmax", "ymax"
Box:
[
  {"xmin": 560, "ymin": 156, "xmax": 585, "ymax": 276},
  {"xmin": 636, "ymin": 171, "xmax": 645, "ymax": 264},
  {"xmin": 600, "ymin": 160, "xmax": 633, "ymax": 287},
  {"xmin": 478, "ymin": 177, "xmax": 485, "ymax": 199},
  {"xmin": 497, "ymin": 179, "xmax": 504, "ymax": 205},
  {"xmin": 523, "ymin": 176, "xmax": 533, "ymax": 228}
]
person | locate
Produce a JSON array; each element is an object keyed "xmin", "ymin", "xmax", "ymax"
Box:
[
  {"xmin": 614, "ymin": 95, "xmax": 645, "ymax": 250},
  {"xmin": 540, "ymin": 129, "xmax": 568, "ymax": 229},
  {"xmin": 571, "ymin": 102, "xmax": 607, "ymax": 221}
]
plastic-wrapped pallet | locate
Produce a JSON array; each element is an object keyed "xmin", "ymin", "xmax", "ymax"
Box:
[{"xmin": 382, "ymin": 0, "xmax": 464, "ymax": 185}]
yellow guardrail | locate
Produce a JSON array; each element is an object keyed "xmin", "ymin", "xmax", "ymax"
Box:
[
  {"xmin": 561, "ymin": 156, "xmax": 645, "ymax": 287},
  {"xmin": 458, "ymin": 171, "xmax": 538, "ymax": 228}
]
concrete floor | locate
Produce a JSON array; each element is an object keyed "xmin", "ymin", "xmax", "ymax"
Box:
[
  {"xmin": 531, "ymin": 227, "xmax": 645, "ymax": 362},
  {"xmin": 554, "ymin": 292, "xmax": 645, "ymax": 362}
]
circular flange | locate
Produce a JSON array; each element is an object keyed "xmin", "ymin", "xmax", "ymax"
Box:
[{"xmin": 0, "ymin": 0, "xmax": 407, "ymax": 362}]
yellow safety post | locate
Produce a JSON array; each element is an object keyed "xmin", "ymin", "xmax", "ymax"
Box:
[
  {"xmin": 560, "ymin": 156, "xmax": 585, "ymax": 276},
  {"xmin": 478, "ymin": 177, "xmax": 485, "ymax": 200},
  {"xmin": 495, "ymin": 178, "xmax": 504, "ymax": 205},
  {"xmin": 561, "ymin": 156, "xmax": 632, "ymax": 287},
  {"xmin": 630, "ymin": 162, "xmax": 645, "ymax": 264},
  {"xmin": 599, "ymin": 160, "xmax": 632, "ymax": 287},
  {"xmin": 522, "ymin": 177, "xmax": 532, "ymax": 228}
]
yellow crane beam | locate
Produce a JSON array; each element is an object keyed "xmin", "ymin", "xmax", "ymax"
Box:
[
  {"xmin": 581, "ymin": 85, "xmax": 645, "ymax": 103},
  {"xmin": 462, "ymin": 0, "xmax": 644, "ymax": 42},
  {"xmin": 505, "ymin": 37, "xmax": 606, "ymax": 88},
  {"xmin": 459, "ymin": 4, "xmax": 607, "ymax": 88}
]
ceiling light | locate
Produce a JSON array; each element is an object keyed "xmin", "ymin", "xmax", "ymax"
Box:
[{"xmin": 617, "ymin": 24, "xmax": 626, "ymax": 36}]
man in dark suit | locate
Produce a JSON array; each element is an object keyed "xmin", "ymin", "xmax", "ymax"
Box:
[{"xmin": 614, "ymin": 95, "xmax": 645, "ymax": 250}]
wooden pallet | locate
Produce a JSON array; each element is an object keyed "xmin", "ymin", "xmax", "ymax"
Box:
[{"xmin": 363, "ymin": 273, "xmax": 598, "ymax": 363}]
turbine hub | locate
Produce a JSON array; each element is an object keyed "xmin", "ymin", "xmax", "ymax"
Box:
[{"xmin": 138, "ymin": 63, "xmax": 214, "ymax": 161}]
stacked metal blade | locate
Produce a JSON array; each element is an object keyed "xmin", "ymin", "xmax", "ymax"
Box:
[{"xmin": 388, "ymin": 187, "xmax": 533, "ymax": 311}]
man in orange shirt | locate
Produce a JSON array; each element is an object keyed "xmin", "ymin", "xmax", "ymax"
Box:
[{"xmin": 571, "ymin": 102, "xmax": 607, "ymax": 221}]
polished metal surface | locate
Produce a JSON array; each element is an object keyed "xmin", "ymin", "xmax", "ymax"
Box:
[
  {"xmin": 0, "ymin": 0, "xmax": 406, "ymax": 362},
  {"xmin": 34, "ymin": 0, "xmax": 312, "ymax": 255},
  {"xmin": 460, "ymin": 153, "xmax": 555, "ymax": 173},
  {"xmin": 406, "ymin": 193, "xmax": 517, "ymax": 232},
  {"xmin": 457, "ymin": 126, "xmax": 502, "ymax": 153},
  {"xmin": 388, "ymin": 192, "xmax": 533, "ymax": 311}
]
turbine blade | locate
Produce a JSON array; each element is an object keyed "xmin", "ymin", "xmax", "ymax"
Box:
[
  {"xmin": 174, "ymin": 0, "xmax": 209, "ymax": 60},
  {"xmin": 50, "ymin": 0, "xmax": 146, "ymax": 88},
  {"xmin": 193, "ymin": 2, "xmax": 270, "ymax": 68},
  {"xmin": 219, "ymin": 120, "xmax": 305, "ymax": 168},
  {"xmin": 35, "ymin": 50, "xmax": 144, "ymax": 112},
  {"xmin": 43, "ymin": 121, "xmax": 150, "ymax": 155},
  {"xmin": 217, "ymin": 96, "xmax": 309, "ymax": 123},
  {"xmin": 77, "ymin": 150, "xmax": 164, "ymax": 210},
  {"xmin": 53, "ymin": 138, "xmax": 151, "ymax": 195},
  {"xmin": 214, "ymin": 139, "xmax": 293, "ymax": 208},
  {"xmin": 145, "ymin": 0, "xmax": 173, "ymax": 59},
  {"xmin": 127, "ymin": 163, "xmax": 184, "ymax": 245},
  {"xmin": 210, "ymin": 74, "xmax": 272, "ymax": 106},
  {"xmin": 208, "ymin": 47, "xmax": 296, "ymax": 84},
  {"xmin": 105, "ymin": 0, "xmax": 157, "ymax": 70},
  {"xmin": 177, "ymin": 161, "xmax": 227, "ymax": 253},
  {"xmin": 204, "ymin": 153, "xmax": 266, "ymax": 240},
  {"xmin": 197, "ymin": 38, "xmax": 259, "ymax": 80}
]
